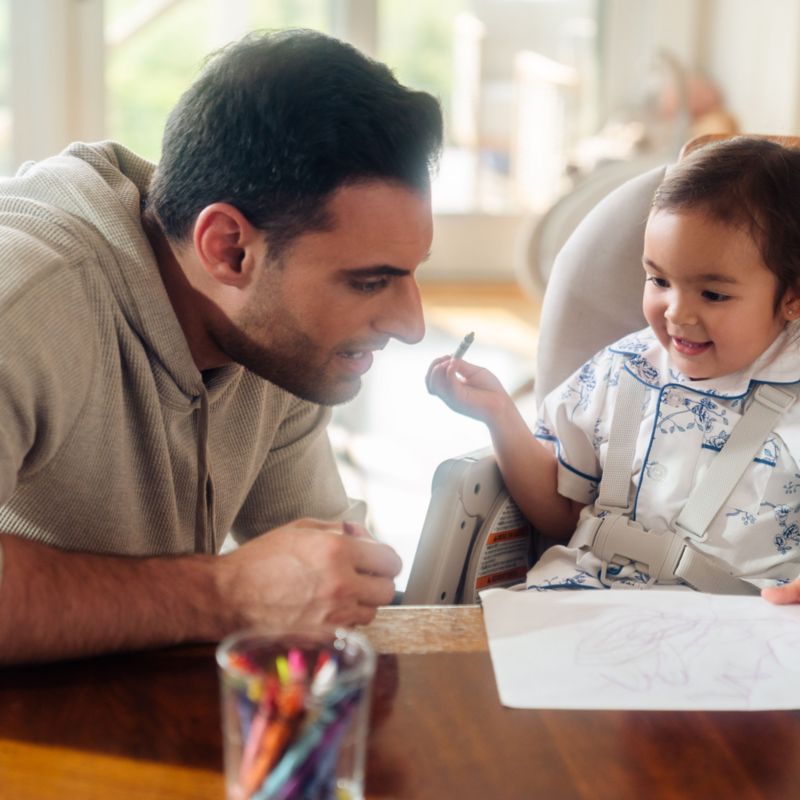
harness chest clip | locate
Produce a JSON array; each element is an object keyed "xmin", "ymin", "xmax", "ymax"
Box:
[{"xmin": 583, "ymin": 513, "xmax": 688, "ymax": 586}]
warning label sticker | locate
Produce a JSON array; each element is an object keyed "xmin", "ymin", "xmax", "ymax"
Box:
[
  {"xmin": 473, "ymin": 499, "xmax": 530, "ymax": 591},
  {"xmin": 475, "ymin": 565, "xmax": 528, "ymax": 590}
]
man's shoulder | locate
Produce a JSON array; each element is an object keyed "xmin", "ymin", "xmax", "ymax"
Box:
[
  {"xmin": 0, "ymin": 144, "xmax": 145, "ymax": 311},
  {"xmin": 0, "ymin": 204, "xmax": 95, "ymax": 311},
  {"xmin": 1, "ymin": 141, "xmax": 152, "ymax": 256}
]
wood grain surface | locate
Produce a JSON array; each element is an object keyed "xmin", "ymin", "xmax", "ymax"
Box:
[{"xmin": 2, "ymin": 605, "xmax": 799, "ymax": 799}]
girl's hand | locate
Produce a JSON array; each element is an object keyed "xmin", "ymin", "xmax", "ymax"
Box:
[
  {"xmin": 762, "ymin": 579, "xmax": 800, "ymax": 605},
  {"xmin": 425, "ymin": 355, "xmax": 511, "ymax": 424}
]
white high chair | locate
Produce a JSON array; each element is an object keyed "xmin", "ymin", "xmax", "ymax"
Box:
[{"xmin": 403, "ymin": 133, "xmax": 795, "ymax": 605}]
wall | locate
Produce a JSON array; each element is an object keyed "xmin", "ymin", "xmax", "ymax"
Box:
[
  {"xmin": 429, "ymin": 0, "xmax": 800, "ymax": 283},
  {"xmin": 598, "ymin": 0, "xmax": 701, "ymax": 126},
  {"xmin": 701, "ymin": 0, "xmax": 800, "ymax": 134}
]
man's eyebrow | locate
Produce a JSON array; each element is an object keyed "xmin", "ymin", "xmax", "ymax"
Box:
[
  {"xmin": 342, "ymin": 265, "xmax": 410, "ymax": 277},
  {"xmin": 341, "ymin": 258, "xmax": 429, "ymax": 277},
  {"xmin": 642, "ymin": 258, "xmax": 739, "ymax": 284}
]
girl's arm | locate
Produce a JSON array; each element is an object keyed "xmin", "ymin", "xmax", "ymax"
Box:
[
  {"xmin": 488, "ymin": 394, "xmax": 583, "ymax": 540},
  {"xmin": 426, "ymin": 357, "xmax": 582, "ymax": 540}
]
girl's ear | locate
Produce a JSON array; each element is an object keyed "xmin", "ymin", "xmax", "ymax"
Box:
[{"xmin": 782, "ymin": 290, "xmax": 800, "ymax": 322}]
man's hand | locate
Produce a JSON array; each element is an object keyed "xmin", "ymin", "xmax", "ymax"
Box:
[
  {"xmin": 762, "ymin": 580, "xmax": 800, "ymax": 605},
  {"xmin": 0, "ymin": 519, "xmax": 400, "ymax": 664},
  {"xmin": 218, "ymin": 518, "xmax": 402, "ymax": 629}
]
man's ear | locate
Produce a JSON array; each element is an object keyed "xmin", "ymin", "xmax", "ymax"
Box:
[{"xmin": 192, "ymin": 203, "xmax": 262, "ymax": 288}]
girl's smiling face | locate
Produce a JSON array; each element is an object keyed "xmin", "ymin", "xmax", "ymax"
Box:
[{"xmin": 642, "ymin": 208, "xmax": 799, "ymax": 380}]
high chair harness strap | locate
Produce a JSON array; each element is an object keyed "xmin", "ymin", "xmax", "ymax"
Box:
[
  {"xmin": 675, "ymin": 382, "xmax": 796, "ymax": 540},
  {"xmin": 595, "ymin": 369, "xmax": 646, "ymax": 513},
  {"xmin": 572, "ymin": 370, "xmax": 798, "ymax": 594}
]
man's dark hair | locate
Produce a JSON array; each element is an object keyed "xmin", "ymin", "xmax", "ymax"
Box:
[
  {"xmin": 652, "ymin": 136, "xmax": 800, "ymax": 306},
  {"xmin": 147, "ymin": 28, "xmax": 443, "ymax": 258}
]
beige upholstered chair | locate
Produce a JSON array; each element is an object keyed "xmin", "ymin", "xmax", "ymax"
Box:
[{"xmin": 532, "ymin": 162, "xmax": 665, "ymax": 405}]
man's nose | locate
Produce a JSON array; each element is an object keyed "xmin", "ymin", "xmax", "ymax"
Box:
[{"xmin": 377, "ymin": 280, "xmax": 426, "ymax": 344}]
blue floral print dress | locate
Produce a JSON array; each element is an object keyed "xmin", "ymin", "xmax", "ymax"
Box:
[{"xmin": 527, "ymin": 326, "xmax": 800, "ymax": 591}]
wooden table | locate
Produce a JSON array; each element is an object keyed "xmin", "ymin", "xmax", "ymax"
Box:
[{"xmin": 1, "ymin": 605, "xmax": 799, "ymax": 799}]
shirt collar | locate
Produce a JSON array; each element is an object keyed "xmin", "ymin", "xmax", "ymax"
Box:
[{"xmin": 609, "ymin": 324, "xmax": 800, "ymax": 397}]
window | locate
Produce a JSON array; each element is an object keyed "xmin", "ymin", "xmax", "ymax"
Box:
[
  {"xmin": 103, "ymin": 0, "xmax": 600, "ymax": 213},
  {"xmin": 105, "ymin": 0, "xmax": 331, "ymax": 162},
  {"xmin": 0, "ymin": 0, "xmax": 10, "ymax": 174},
  {"xmin": 379, "ymin": 0, "xmax": 599, "ymax": 214},
  {"xmin": 6, "ymin": 0, "xmax": 602, "ymax": 218}
]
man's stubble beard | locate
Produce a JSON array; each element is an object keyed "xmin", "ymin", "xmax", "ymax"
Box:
[{"xmin": 208, "ymin": 302, "xmax": 361, "ymax": 407}]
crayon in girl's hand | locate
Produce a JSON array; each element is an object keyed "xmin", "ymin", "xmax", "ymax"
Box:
[{"xmin": 452, "ymin": 331, "xmax": 475, "ymax": 359}]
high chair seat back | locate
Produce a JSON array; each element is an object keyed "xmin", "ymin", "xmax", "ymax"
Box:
[{"xmin": 533, "ymin": 163, "xmax": 665, "ymax": 406}]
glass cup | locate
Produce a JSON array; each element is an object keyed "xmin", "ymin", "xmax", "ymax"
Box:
[{"xmin": 216, "ymin": 626, "xmax": 376, "ymax": 800}]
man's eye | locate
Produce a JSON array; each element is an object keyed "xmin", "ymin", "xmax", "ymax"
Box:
[
  {"xmin": 645, "ymin": 276, "xmax": 669, "ymax": 288},
  {"xmin": 702, "ymin": 290, "xmax": 730, "ymax": 302},
  {"xmin": 350, "ymin": 277, "xmax": 390, "ymax": 294}
]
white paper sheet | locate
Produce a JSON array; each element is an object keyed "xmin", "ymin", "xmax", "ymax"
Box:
[{"xmin": 480, "ymin": 587, "xmax": 800, "ymax": 710}]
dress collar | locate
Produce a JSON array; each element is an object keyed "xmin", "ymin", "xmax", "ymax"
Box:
[{"xmin": 609, "ymin": 324, "xmax": 800, "ymax": 397}]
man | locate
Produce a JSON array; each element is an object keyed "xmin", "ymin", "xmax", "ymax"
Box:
[{"xmin": 0, "ymin": 29, "xmax": 442, "ymax": 663}]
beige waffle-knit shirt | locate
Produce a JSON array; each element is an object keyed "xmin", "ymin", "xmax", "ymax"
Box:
[{"xmin": 0, "ymin": 141, "xmax": 355, "ymax": 562}]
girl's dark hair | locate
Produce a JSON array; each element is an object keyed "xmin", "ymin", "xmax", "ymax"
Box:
[
  {"xmin": 652, "ymin": 136, "xmax": 800, "ymax": 304},
  {"xmin": 147, "ymin": 29, "xmax": 443, "ymax": 258}
]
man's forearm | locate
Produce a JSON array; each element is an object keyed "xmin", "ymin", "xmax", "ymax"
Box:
[
  {"xmin": 0, "ymin": 517, "xmax": 404, "ymax": 665},
  {"xmin": 0, "ymin": 533, "xmax": 228, "ymax": 664}
]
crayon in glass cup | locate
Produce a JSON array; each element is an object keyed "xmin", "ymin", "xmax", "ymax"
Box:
[{"xmin": 216, "ymin": 626, "xmax": 376, "ymax": 800}]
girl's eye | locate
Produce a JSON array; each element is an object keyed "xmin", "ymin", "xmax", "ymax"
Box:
[
  {"xmin": 645, "ymin": 276, "xmax": 669, "ymax": 288},
  {"xmin": 702, "ymin": 290, "xmax": 730, "ymax": 302}
]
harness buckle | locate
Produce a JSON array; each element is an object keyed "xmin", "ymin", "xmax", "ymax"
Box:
[{"xmin": 586, "ymin": 513, "xmax": 688, "ymax": 586}]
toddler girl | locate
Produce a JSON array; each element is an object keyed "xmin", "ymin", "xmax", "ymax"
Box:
[{"xmin": 427, "ymin": 137, "xmax": 800, "ymax": 599}]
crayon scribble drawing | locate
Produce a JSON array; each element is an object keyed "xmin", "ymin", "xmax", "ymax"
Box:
[
  {"xmin": 481, "ymin": 589, "xmax": 800, "ymax": 709},
  {"xmin": 573, "ymin": 606, "xmax": 800, "ymax": 705}
]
